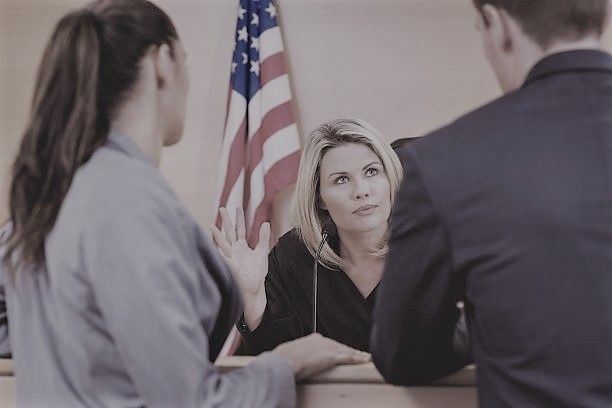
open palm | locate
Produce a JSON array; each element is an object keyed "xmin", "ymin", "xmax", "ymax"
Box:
[{"xmin": 210, "ymin": 207, "xmax": 270, "ymax": 296}]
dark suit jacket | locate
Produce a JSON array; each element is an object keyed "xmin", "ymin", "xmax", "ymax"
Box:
[{"xmin": 371, "ymin": 50, "xmax": 612, "ymax": 407}]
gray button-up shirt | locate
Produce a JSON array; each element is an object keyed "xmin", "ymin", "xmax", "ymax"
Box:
[{"xmin": 0, "ymin": 129, "xmax": 295, "ymax": 408}]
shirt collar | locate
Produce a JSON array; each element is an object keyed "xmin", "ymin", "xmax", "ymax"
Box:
[
  {"xmin": 106, "ymin": 128, "xmax": 155, "ymax": 167},
  {"xmin": 522, "ymin": 49, "xmax": 612, "ymax": 88}
]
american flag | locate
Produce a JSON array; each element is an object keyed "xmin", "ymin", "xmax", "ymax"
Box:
[{"xmin": 216, "ymin": 0, "xmax": 301, "ymax": 246}]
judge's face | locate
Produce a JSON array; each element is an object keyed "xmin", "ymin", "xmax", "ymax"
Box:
[{"xmin": 318, "ymin": 143, "xmax": 391, "ymax": 237}]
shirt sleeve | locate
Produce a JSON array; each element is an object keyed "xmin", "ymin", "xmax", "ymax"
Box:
[
  {"xmin": 242, "ymin": 246, "xmax": 304, "ymax": 354},
  {"xmin": 371, "ymin": 147, "xmax": 467, "ymax": 385},
  {"xmin": 84, "ymin": 178, "xmax": 295, "ymax": 408}
]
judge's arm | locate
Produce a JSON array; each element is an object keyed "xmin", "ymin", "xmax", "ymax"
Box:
[
  {"xmin": 371, "ymin": 148, "xmax": 467, "ymax": 385},
  {"xmin": 241, "ymin": 246, "xmax": 305, "ymax": 353},
  {"xmin": 210, "ymin": 209, "xmax": 304, "ymax": 352}
]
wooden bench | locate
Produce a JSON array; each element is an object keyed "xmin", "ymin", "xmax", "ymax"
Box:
[{"xmin": 0, "ymin": 357, "xmax": 477, "ymax": 407}]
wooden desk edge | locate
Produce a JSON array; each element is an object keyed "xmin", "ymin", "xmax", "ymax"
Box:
[
  {"xmin": 0, "ymin": 358, "xmax": 13, "ymax": 376},
  {"xmin": 216, "ymin": 356, "xmax": 476, "ymax": 386},
  {"xmin": 0, "ymin": 357, "xmax": 476, "ymax": 386}
]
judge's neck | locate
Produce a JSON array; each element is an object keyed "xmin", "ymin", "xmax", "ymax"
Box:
[{"xmin": 337, "ymin": 225, "xmax": 386, "ymax": 268}]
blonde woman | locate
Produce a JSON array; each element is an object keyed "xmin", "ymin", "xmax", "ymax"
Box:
[
  {"xmin": 212, "ymin": 117, "xmax": 395, "ymax": 351},
  {"xmin": 212, "ymin": 118, "xmax": 469, "ymax": 356}
]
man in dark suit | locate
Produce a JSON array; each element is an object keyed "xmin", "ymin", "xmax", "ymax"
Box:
[{"xmin": 371, "ymin": 0, "xmax": 612, "ymax": 406}]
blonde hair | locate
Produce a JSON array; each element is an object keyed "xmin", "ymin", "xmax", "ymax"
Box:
[{"xmin": 293, "ymin": 118, "xmax": 403, "ymax": 270}]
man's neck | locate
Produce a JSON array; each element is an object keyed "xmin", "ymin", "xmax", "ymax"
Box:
[
  {"xmin": 543, "ymin": 37, "xmax": 603, "ymax": 58},
  {"xmin": 515, "ymin": 36, "xmax": 603, "ymax": 90}
]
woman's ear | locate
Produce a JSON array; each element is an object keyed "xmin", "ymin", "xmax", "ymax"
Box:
[{"xmin": 152, "ymin": 43, "xmax": 175, "ymax": 89}]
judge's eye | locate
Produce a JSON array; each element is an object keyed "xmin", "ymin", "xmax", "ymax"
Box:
[
  {"xmin": 365, "ymin": 167, "xmax": 379, "ymax": 177},
  {"xmin": 334, "ymin": 175, "xmax": 349, "ymax": 184}
]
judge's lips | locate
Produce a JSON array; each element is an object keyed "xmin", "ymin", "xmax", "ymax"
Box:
[{"xmin": 353, "ymin": 204, "xmax": 378, "ymax": 216}]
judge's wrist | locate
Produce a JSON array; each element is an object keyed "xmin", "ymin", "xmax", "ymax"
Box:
[{"xmin": 242, "ymin": 290, "xmax": 267, "ymax": 331}]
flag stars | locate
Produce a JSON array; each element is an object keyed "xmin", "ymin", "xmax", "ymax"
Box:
[
  {"xmin": 250, "ymin": 60, "xmax": 260, "ymax": 76},
  {"xmin": 241, "ymin": 52, "xmax": 248, "ymax": 64},
  {"xmin": 238, "ymin": 6, "xmax": 246, "ymax": 20},
  {"xmin": 265, "ymin": 3, "xmax": 277, "ymax": 18},
  {"xmin": 237, "ymin": 26, "xmax": 248, "ymax": 42},
  {"xmin": 251, "ymin": 13, "xmax": 259, "ymax": 26},
  {"xmin": 250, "ymin": 36, "xmax": 259, "ymax": 51},
  {"xmin": 231, "ymin": 62, "xmax": 238, "ymax": 73}
]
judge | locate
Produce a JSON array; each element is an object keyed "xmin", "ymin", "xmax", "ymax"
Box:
[{"xmin": 212, "ymin": 118, "xmax": 471, "ymax": 359}]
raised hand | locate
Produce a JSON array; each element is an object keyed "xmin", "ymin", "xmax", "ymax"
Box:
[{"xmin": 210, "ymin": 207, "xmax": 270, "ymax": 329}]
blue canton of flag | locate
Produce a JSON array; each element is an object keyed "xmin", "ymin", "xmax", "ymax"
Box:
[{"xmin": 231, "ymin": 0, "xmax": 279, "ymax": 100}]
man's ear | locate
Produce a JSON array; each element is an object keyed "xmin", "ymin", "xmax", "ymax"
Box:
[
  {"xmin": 482, "ymin": 4, "xmax": 513, "ymax": 52},
  {"xmin": 152, "ymin": 43, "xmax": 175, "ymax": 89}
]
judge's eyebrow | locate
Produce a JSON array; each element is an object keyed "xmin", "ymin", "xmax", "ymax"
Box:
[
  {"xmin": 362, "ymin": 161, "xmax": 381, "ymax": 170},
  {"xmin": 327, "ymin": 171, "xmax": 347, "ymax": 180},
  {"xmin": 327, "ymin": 161, "xmax": 381, "ymax": 179}
]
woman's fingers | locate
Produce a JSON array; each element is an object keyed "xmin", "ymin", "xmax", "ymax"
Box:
[
  {"xmin": 333, "ymin": 349, "xmax": 371, "ymax": 365},
  {"xmin": 219, "ymin": 207, "xmax": 236, "ymax": 244},
  {"xmin": 209, "ymin": 225, "xmax": 233, "ymax": 259},
  {"xmin": 318, "ymin": 335, "xmax": 370, "ymax": 364},
  {"xmin": 235, "ymin": 207, "xmax": 246, "ymax": 241},
  {"xmin": 255, "ymin": 222, "xmax": 271, "ymax": 253}
]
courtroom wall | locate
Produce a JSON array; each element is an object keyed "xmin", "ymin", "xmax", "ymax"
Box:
[{"xmin": 2, "ymin": 0, "xmax": 610, "ymax": 228}]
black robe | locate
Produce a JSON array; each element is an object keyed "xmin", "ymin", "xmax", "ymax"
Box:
[
  {"xmin": 240, "ymin": 229, "xmax": 375, "ymax": 353},
  {"xmin": 240, "ymin": 228, "xmax": 470, "ymax": 361}
]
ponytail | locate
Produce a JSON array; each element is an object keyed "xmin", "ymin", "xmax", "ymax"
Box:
[{"xmin": 4, "ymin": 0, "xmax": 178, "ymax": 276}]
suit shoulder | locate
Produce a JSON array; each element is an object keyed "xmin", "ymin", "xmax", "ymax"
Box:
[{"xmin": 399, "ymin": 90, "xmax": 528, "ymax": 162}]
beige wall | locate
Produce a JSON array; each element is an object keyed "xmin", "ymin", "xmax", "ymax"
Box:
[{"xmin": 2, "ymin": 0, "xmax": 612, "ymax": 228}]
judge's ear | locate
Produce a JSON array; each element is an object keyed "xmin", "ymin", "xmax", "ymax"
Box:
[
  {"xmin": 152, "ymin": 43, "xmax": 176, "ymax": 89},
  {"xmin": 481, "ymin": 4, "xmax": 514, "ymax": 52}
]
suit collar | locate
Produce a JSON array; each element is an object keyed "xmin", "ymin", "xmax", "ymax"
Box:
[{"xmin": 522, "ymin": 49, "xmax": 612, "ymax": 88}]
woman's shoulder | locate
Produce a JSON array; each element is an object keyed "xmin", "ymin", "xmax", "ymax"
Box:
[
  {"xmin": 274, "ymin": 229, "xmax": 310, "ymax": 256},
  {"xmin": 266, "ymin": 229, "xmax": 316, "ymax": 286},
  {"xmin": 77, "ymin": 145, "xmax": 179, "ymax": 211},
  {"xmin": 270, "ymin": 228, "xmax": 315, "ymax": 268}
]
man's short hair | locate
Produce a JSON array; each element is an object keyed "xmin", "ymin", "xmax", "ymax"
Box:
[{"xmin": 473, "ymin": 0, "xmax": 608, "ymax": 49}]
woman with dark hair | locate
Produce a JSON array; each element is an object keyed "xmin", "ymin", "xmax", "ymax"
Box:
[{"xmin": 0, "ymin": 1, "xmax": 368, "ymax": 407}]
